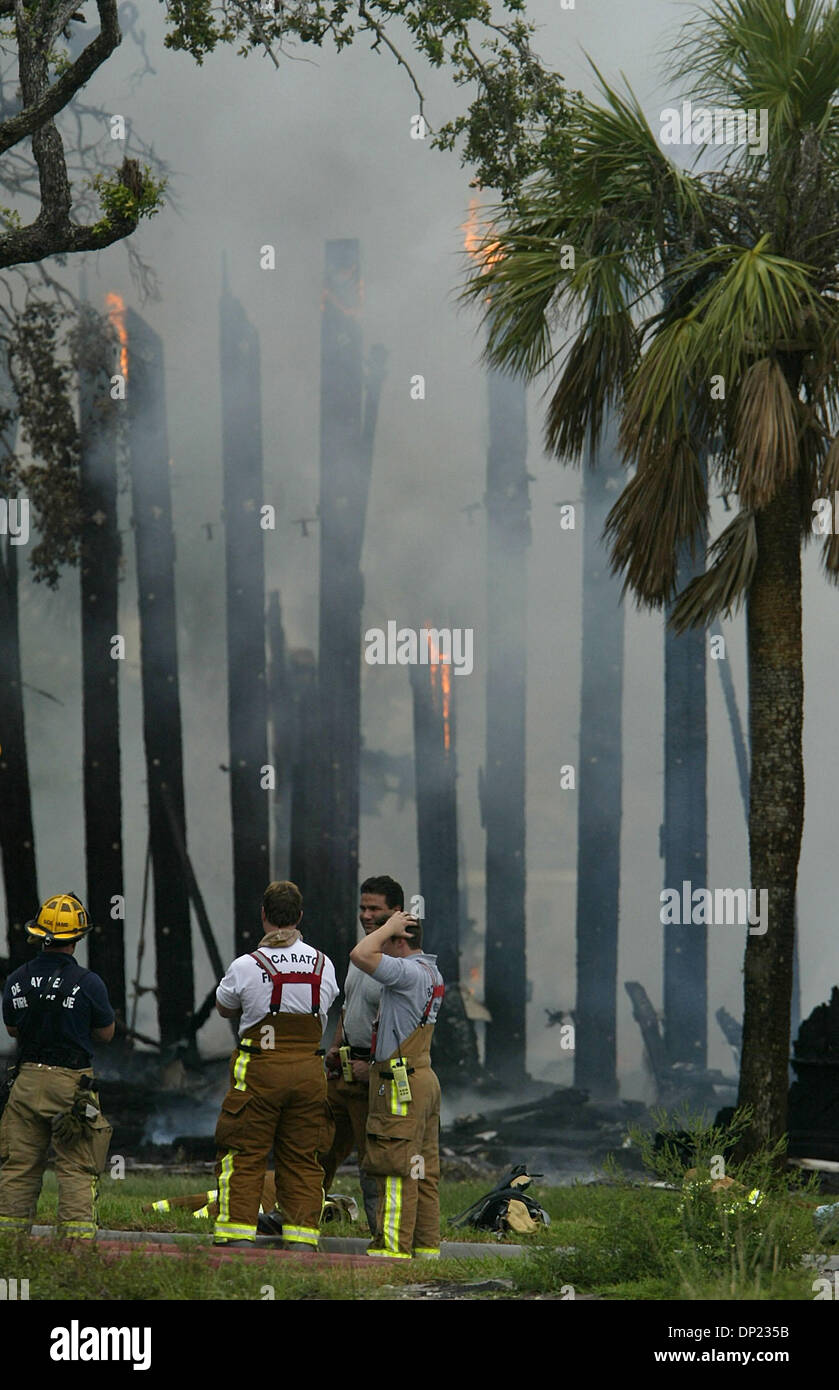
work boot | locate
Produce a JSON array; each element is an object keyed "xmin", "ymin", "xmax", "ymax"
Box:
[{"xmin": 257, "ymin": 1210, "xmax": 284, "ymax": 1237}]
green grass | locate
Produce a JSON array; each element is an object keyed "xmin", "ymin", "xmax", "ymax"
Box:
[{"xmin": 1, "ymin": 1168, "xmax": 834, "ymax": 1300}]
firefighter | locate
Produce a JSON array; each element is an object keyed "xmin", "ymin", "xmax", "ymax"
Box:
[
  {"xmin": 321, "ymin": 875, "xmax": 404, "ymax": 1233},
  {"xmin": 0, "ymin": 892, "xmax": 114, "ymax": 1239},
  {"xmin": 350, "ymin": 908, "xmax": 444, "ymax": 1260},
  {"xmin": 212, "ymin": 880, "xmax": 338, "ymax": 1248}
]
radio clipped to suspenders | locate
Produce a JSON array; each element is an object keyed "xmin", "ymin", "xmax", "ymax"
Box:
[{"xmin": 339, "ymin": 1045, "xmax": 354, "ymax": 1082}]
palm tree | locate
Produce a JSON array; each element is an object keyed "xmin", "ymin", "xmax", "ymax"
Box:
[{"xmin": 464, "ymin": 0, "xmax": 839, "ymax": 1154}]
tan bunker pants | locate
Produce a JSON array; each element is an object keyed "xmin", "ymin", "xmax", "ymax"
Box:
[
  {"xmin": 213, "ymin": 1015, "xmax": 333, "ymax": 1246},
  {"xmin": 321, "ymin": 1074, "xmax": 379, "ymax": 1231},
  {"xmin": 0, "ymin": 1064, "xmax": 112, "ymax": 1239},
  {"xmin": 364, "ymin": 1023, "xmax": 441, "ymax": 1259}
]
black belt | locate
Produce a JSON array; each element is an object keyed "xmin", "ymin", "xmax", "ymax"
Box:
[
  {"xmin": 21, "ymin": 1049, "xmax": 91, "ymax": 1069},
  {"xmin": 347, "ymin": 1046, "xmax": 371, "ymax": 1060},
  {"xmin": 238, "ymin": 1041, "xmax": 325, "ymax": 1056}
]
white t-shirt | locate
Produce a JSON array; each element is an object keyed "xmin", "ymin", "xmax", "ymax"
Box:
[{"xmin": 216, "ymin": 941, "xmax": 339, "ymax": 1036}]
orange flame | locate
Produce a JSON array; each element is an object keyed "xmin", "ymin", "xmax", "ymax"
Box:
[
  {"xmin": 105, "ymin": 292, "xmax": 128, "ymax": 379},
  {"xmin": 425, "ymin": 624, "xmax": 452, "ymax": 754},
  {"xmin": 462, "ymin": 197, "xmax": 502, "ymax": 272},
  {"xmin": 440, "ymin": 661, "xmax": 451, "ymax": 753}
]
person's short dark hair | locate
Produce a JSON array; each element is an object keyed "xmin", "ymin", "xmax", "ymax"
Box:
[
  {"xmin": 263, "ymin": 880, "xmax": 303, "ymax": 927},
  {"xmin": 360, "ymin": 875, "xmax": 404, "ymax": 911}
]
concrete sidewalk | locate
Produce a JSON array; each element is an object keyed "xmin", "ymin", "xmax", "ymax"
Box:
[{"xmin": 29, "ymin": 1226, "xmax": 525, "ymax": 1258}]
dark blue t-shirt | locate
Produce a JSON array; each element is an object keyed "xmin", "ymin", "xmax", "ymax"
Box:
[{"xmin": 2, "ymin": 952, "xmax": 115, "ymax": 1060}]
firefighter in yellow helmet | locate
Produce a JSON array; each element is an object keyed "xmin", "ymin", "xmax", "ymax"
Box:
[{"xmin": 0, "ymin": 893, "xmax": 115, "ymax": 1239}]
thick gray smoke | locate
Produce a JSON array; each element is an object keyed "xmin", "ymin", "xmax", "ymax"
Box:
[{"xmin": 7, "ymin": 0, "xmax": 838, "ymax": 1097}]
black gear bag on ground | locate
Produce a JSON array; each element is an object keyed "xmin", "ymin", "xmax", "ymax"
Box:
[{"xmin": 448, "ymin": 1164, "xmax": 551, "ymax": 1234}]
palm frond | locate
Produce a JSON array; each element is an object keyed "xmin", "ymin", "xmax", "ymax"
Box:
[
  {"xmin": 819, "ymin": 434, "xmax": 839, "ymax": 494},
  {"xmin": 544, "ymin": 312, "xmax": 639, "ymax": 459},
  {"xmin": 461, "ymin": 73, "xmax": 712, "ymax": 399},
  {"xmin": 692, "ymin": 237, "xmax": 821, "ymax": 379},
  {"xmin": 669, "ymin": 0, "xmax": 839, "ymax": 150},
  {"xmin": 620, "ymin": 318, "xmax": 702, "ymax": 467},
  {"xmin": 821, "ymin": 530, "xmax": 839, "ymax": 583},
  {"xmin": 734, "ymin": 357, "xmax": 800, "ymax": 506},
  {"xmin": 604, "ymin": 440, "xmax": 708, "ymax": 606},
  {"xmin": 669, "ymin": 508, "xmax": 758, "ymax": 632},
  {"xmin": 460, "ymin": 211, "xmax": 570, "ymax": 380},
  {"xmin": 575, "ymin": 66, "xmax": 708, "ymax": 239},
  {"xmin": 798, "ymin": 405, "xmax": 830, "ymax": 538}
]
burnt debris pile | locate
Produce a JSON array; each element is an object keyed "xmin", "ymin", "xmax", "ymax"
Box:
[{"xmin": 441, "ymin": 1085, "xmax": 651, "ymax": 1180}]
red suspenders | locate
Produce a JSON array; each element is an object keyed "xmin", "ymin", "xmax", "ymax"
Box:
[
  {"xmin": 251, "ymin": 948, "xmax": 325, "ymax": 1016},
  {"xmin": 418, "ymin": 960, "xmax": 446, "ymax": 1024}
]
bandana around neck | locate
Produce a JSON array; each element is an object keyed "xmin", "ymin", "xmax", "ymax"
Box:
[{"xmin": 259, "ymin": 927, "xmax": 302, "ymax": 949}]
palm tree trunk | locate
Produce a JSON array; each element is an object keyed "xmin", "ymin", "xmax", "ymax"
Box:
[{"xmin": 736, "ymin": 471, "xmax": 803, "ymax": 1153}]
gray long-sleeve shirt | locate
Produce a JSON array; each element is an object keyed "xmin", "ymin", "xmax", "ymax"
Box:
[{"xmin": 370, "ymin": 951, "xmax": 444, "ymax": 1060}]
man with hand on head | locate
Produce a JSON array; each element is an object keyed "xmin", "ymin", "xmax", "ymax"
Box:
[
  {"xmin": 321, "ymin": 875, "xmax": 405, "ymax": 1233},
  {"xmin": 350, "ymin": 908, "xmax": 444, "ymax": 1260}
]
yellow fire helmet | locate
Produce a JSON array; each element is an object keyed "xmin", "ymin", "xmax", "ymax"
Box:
[{"xmin": 25, "ymin": 892, "xmax": 93, "ymax": 946}]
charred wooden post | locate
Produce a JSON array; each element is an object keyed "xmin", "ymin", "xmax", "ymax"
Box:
[
  {"xmin": 662, "ymin": 461, "xmax": 708, "ymax": 1067},
  {"xmin": 0, "ymin": 367, "xmax": 37, "ymax": 966},
  {"xmin": 125, "ymin": 308, "xmax": 195, "ymax": 1048},
  {"xmin": 316, "ymin": 241, "xmax": 384, "ymax": 979},
  {"xmin": 788, "ymin": 988, "xmax": 839, "ymax": 1160},
  {"xmin": 267, "ymin": 590, "xmax": 292, "ymax": 879},
  {"xmin": 287, "ymin": 648, "xmax": 320, "ymax": 902},
  {"xmin": 410, "ymin": 651, "xmax": 478, "ymax": 1082},
  {"xmin": 574, "ymin": 416, "xmax": 625, "ymax": 1099},
  {"xmin": 483, "ymin": 366, "xmax": 530, "ymax": 1087},
  {"xmin": 78, "ymin": 301, "xmax": 125, "ymax": 1016},
  {"xmin": 624, "ymin": 981, "xmax": 669, "ymax": 1098},
  {"xmin": 220, "ymin": 279, "xmax": 270, "ymax": 954}
]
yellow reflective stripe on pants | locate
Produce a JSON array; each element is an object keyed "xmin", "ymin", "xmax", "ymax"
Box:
[
  {"xmin": 214, "ymin": 1221, "xmax": 257, "ymax": 1240},
  {"xmin": 58, "ymin": 1221, "xmax": 96, "ymax": 1239},
  {"xmin": 283, "ymin": 1225, "xmax": 318, "ymax": 1246},
  {"xmin": 152, "ymin": 1199, "xmax": 171, "ymax": 1213},
  {"xmin": 0, "ymin": 1215, "xmax": 30, "ymax": 1231},
  {"xmin": 232, "ymin": 1049, "xmax": 251, "ymax": 1092},
  {"xmin": 193, "ymin": 1188, "xmax": 217, "ymax": 1218},
  {"xmin": 382, "ymin": 1176, "xmax": 403, "ymax": 1255},
  {"xmin": 217, "ymin": 1150, "xmax": 235, "ymax": 1224},
  {"xmin": 413, "ymin": 1248, "xmax": 440, "ymax": 1258}
]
